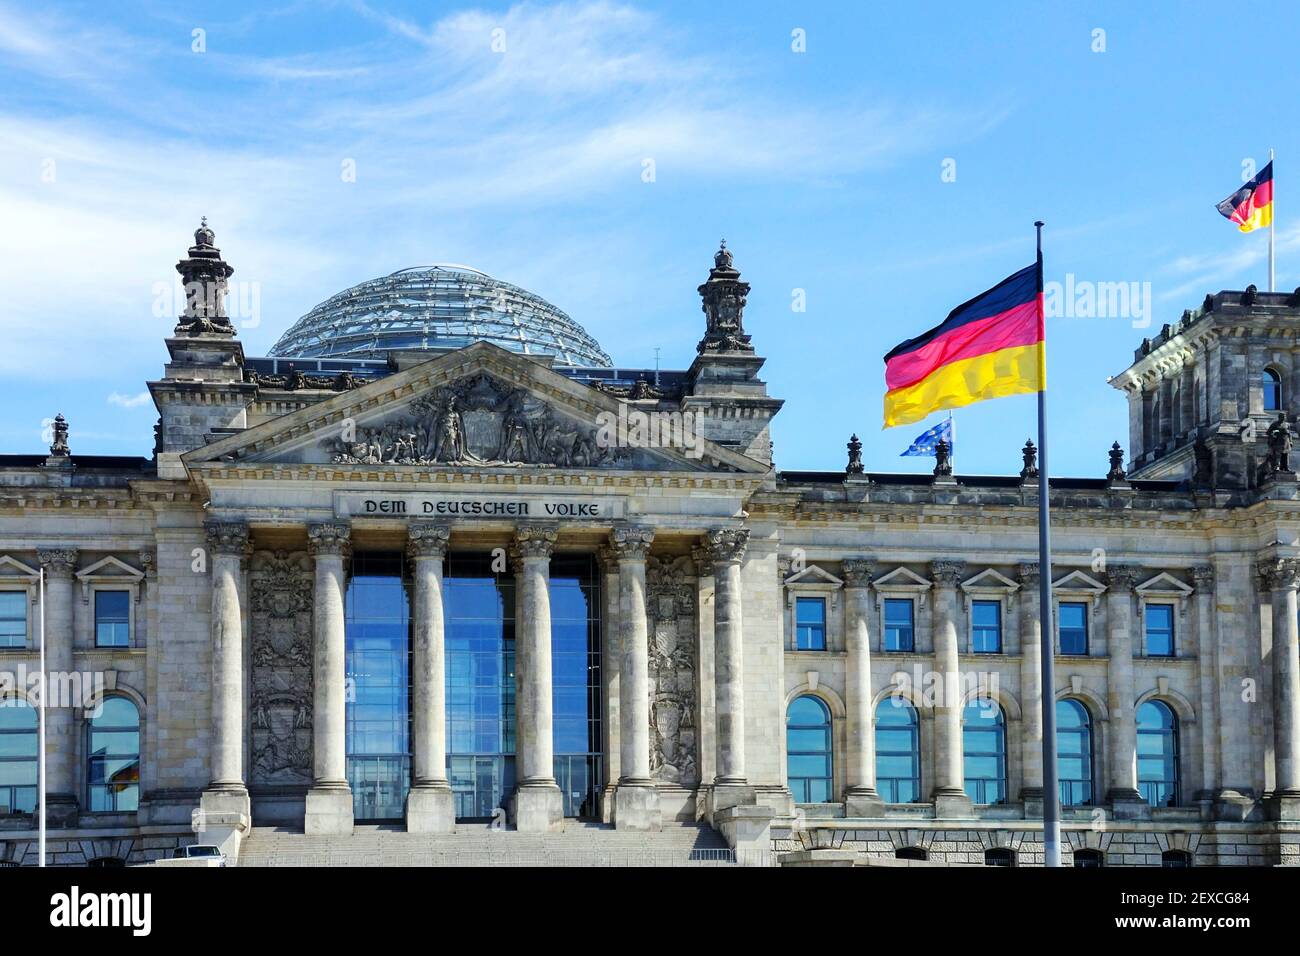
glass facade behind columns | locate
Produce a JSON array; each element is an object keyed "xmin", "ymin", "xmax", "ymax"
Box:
[
  {"xmin": 549, "ymin": 556, "xmax": 602, "ymax": 818},
  {"xmin": 345, "ymin": 553, "xmax": 412, "ymax": 822},
  {"xmin": 444, "ymin": 554, "xmax": 516, "ymax": 820}
]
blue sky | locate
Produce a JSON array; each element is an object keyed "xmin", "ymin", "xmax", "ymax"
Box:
[{"xmin": 2, "ymin": 0, "xmax": 1297, "ymax": 476}]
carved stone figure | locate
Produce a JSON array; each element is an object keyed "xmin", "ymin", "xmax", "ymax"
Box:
[
  {"xmin": 1264, "ymin": 412, "xmax": 1296, "ymax": 478},
  {"xmin": 645, "ymin": 555, "xmax": 699, "ymax": 785},
  {"xmin": 249, "ymin": 550, "xmax": 314, "ymax": 785}
]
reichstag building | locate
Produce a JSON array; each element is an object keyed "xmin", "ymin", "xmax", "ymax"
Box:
[{"xmin": 2, "ymin": 221, "xmax": 1299, "ymax": 867}]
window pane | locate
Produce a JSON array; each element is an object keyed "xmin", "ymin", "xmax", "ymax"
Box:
[
  {"xmin": 1144, "ymin": 604, "xmax": 1175, "ymax": 656},
  {"xmin": 1059, "ymin": 602, "xmax": 1088, "ymax": 654},
  {"xmin": 787, "ymin": 695, "xmax": 832, "ymax": 804},
  {"xmin": 0, "ymin": 592, "xmax": 26, "ymax": 648}
]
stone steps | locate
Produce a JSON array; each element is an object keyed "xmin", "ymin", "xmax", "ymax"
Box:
[{"xmin": 237, "ymin": 822, "xmax": 736, "ymax": 867}]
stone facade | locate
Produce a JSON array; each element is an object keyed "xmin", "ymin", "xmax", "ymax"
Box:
[{"xmin": 3, "ymin": 225, "xmax": 1300, "ymax": 866}]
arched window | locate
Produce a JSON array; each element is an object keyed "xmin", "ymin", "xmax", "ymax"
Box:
[
  {"xmin": 87, "ymin": 697, "xmax": 140, "ymax": 812},
  {"xmin": 0, "ymin": 699, "xmax": 37, "ymax": 815},
  {"xmin": 1263, "ymin": 368, "xmax": 1283, "ymax": 411},
  {"xmin": 1161, "ymin": 849, "xmax": 1192, "ymax": 868},
  {"xmin": 962, "ymin": 699, "xmax": 1007, "ymax": 805},
  {"xmin": 875, "ymin": 698, "xmax": 920, "ymax": 803},
  {"xmin": 1057, "ymin": 699, "xmax": 1094, "ymax": 806},
  {"xmin": 786, "ymin": 696, "xmax": 832, "ymax": 803},
  {"xmin": 1073, "ymin": 848, "xmax": 1104, "ymax": 868},
  {"xmin": 984, "ymin": 847, "xmax": 1016, "ymax": 867},
  {"xmin": 895, "ymin": 846, "xmax": 927, "ymax": 861},
  {"xmin": 1137, "ymin": 700, "xmax": 1179, "ymax": 807}
]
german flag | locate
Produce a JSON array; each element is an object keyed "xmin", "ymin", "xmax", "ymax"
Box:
[
  {"xmin": 883, "ymin": 262, "xmax": 1044, "ymax": 428},
  {"xmin": 1217, "ymin": 161, "xmax": 1273, "ymax": 233}
]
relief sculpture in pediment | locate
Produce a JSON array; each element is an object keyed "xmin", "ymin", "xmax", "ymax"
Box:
[{"xmin": 326, "ymin": 372, "xmax": 633, "ymax": 468}]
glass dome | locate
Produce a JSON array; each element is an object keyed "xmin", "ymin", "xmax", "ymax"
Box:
[{"xmin": 268, "ymin": 264, "xmax": 613, "ymax": 368}]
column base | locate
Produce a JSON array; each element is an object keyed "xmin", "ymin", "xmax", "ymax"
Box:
[
  {"xmin": 406, "ymin": 784, "xmax": 455, "ymax": 834},
  {"xmin": 1107, "ymin": 788, "xmax": 1150, "ymax": 821},
  {"xmin": 614, "ymin": 781, "xmax": 662, "ymax": 831},
  {"xmin": 42, "ymin": 793, "xmax": 79, "ymax": 829},
  {"xmin": 932, "ymin": 788, "xmax": 974, "ymax": 819},
  {"xmin": 709, "ymin": 780, "xmax": 756, "ymax": 821},
  {"xmin": 599, "ymin": 785, "xmax": 617, "ymax": 824},
  {"xmin": 1019, "ymin": 786, "xmax": 1044, "ymax": 820},
  {"xmin": 305, "ymin": 784, "xmax": 354, "ymax": 835},
  {"xmin": 1268, "ymin": 789, "xmax": 1300, "ymax": 822},
  {"xmin": 844, "ymin": 788, "xmax": 885, "ymax": 818},
  {"xmin": 1214, "ymin": 788, "xmax": 1259, "ymax": 822},
  {"xmin": 197, "ymin": 787, "xmax": 251, "ymax": 862},
  {"xmin": 713, "ymin": 805, "xmax": 775, "ymax": 866},
  {"xmin": 512, "ymin": 782, "xmax": 563, "ymax": 832}
]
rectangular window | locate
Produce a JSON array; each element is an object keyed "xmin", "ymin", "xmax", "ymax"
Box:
[
  {"xmin": 1144, "ymin": 604, "xmax": 1175, "ymax": 657},
  {"xmin": 1058, "ymin": 602, "xmax": 1088, "ymax": 656},
  {"xmin": 971, "ymin": 600, "xmax": 1002, "ymax": 653},
  {"xmin": 0, "ymin": 592, "xmax": 26, "ymax": 648},
  {"xmin": 94, "ymin": 590, "xmax": 131, "ymax": 648},
  {"xmin": 883, "ymin": 599, "xmax": 914, "ymax": 652},
  {"xmin": 794, "ymin": 597, "xmax": 827, "ymax": 651}
]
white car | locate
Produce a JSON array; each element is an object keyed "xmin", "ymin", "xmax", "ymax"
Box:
[{"xmin": 171, "ymin": 845, "xmax": 227, "ymax": 867}]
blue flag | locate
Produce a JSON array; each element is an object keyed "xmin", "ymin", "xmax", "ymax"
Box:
[{"xmin": 900, "ymin": 417, "xmax": 953, "ymax": 457}]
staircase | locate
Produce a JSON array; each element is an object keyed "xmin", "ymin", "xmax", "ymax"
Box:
[{"xmin": 237, "ymin": 821, "xmax": 742, "ymax": 867}]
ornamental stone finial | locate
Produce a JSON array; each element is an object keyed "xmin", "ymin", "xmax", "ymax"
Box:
[
  {"xmin": 1105, "ymin": 564, "xmax": 1139, "ymax": 590},
  {"xmin": 841, "ymin": 558, "xmax": 875, "ymax": 588},
  {"xmin": 1107, "ymin": 442, "xmax": 1127, "ymax": 482},
  {"xmin": 609, "ymin": 525, "xmax": 654, "ymax": 561},
  {"xmin": 511, "ymin": 524, "xmax": 558, "ymax": 561},
  {"xmin": 846, "ymin": 434, "xmax": 864, "ymax": 475},
  {"xmin": 697, "ymin": 239, "xmax": 752, "ymax": 354},
  {"xmin": 704, "ymin": 528, "xmax": 750, "ymax": 565},
  {"xmin": 49, "ymin": 414, "xmax": 70, "ymax": 458},
  {"xmin": 1016, "ymin": 562, "xmax": 1040, "ymax": 586},
  {"xmin": 930, "ymin": 560, "xmax": 966, "ymax": 587},
  {"xmin": 406, "ymin": 521, "xmax": 451, "ymax": 559},
  {"xmin": 1020, "ymin": 439, "xmax": 1039, "ymax": 480},
  {"xmin": 307, "ymin": 522, "xmax": 351, "ymax": 558},
  {"xmin": 205, "ymin": 521, "xmax": 252, "ymax": 557},
  {"xmin": 37, "ymin": 548, "xmax": 78, "ymax": 578},
  {"xmin": 174, "ymin": 217, "xmax": 236, "ymax": 337},
  {"xmin": 933, "ymin": 439, "xmax": 953, "ymax": 477}
]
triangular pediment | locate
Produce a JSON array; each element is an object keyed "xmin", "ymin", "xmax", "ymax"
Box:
[
  {"xmin": 1052, "ymin": 570, "xmax": 1107, "ymax": 594},
  {"xmin": 961, "ymin": 568, "xmax": 1020, "ymax": 593},
  {"xmin": 75, "ymin": 556, "xmax": 144, "ymax": 582},
  {"xmin": 1135, "ymin": 572, "xmax": 1193, "ymax": 597},
  {"xmin": 785, "ymin": 565, "xmax": 843, "ymax": 587},
  {"xmin": 871, "ymin": 566, "xmax": 932, "ymax": 589},
  {"xmin": 185, "ymin": 343, "xmax": 767, "ymax": 476},
  {"xmin": 0, "ymin": 556, "xmax": 39, "ymax": 581}
]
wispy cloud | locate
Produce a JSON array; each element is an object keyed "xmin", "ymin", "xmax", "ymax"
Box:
[{"xmin": 108, "ymin": 391, "xmax": 153, "ymax": 409}]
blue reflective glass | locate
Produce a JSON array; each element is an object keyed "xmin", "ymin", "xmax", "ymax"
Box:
[
  {"xmin": 971, "ymin": 600, "xmax": 1001, "ymax": 653},
  {"xmin": 795, "ymin": 597, "xmax": 826, "ymax": 651},
  {"xmin": 87, "ymin": 696, "xmax": 139, "ymax": 812},
  {"xmin": 1059, "ymin": 602, "xmax": 1088, "ymax": 655},
  {"xmin": 883, "ymin": 599, "xmax": 914, "ymax": 652},
  {"xmin": 962, "ymin": 701, "xmax": 1006, "ymax": 804},
  {"xmin": 0, "ymin": 592, "xmax": 26, "ymax": 647},
  {"xmin": 1136, "ymin": 701, "xmax": 1179, "ymax": 807},
  {"xmin": 875, "ymin": 699, "xmax": 920, "ymax": 803},
  {"xmin": 1145, "ymin": 604, "xmax": 1175, "ymax": 657},
  {"xmin": 0, "ymin": 700, "xmax": 36, "ymax": 815},
  {"xmin": 345, "ymin": 553, "xmax": 411, "ymax": 821},
  {"xmin": 94, "ymin": 590, "xmax": 130, "ymax": 648},
  {"xmin": 1056, "ymin": 699, "xmax": 1093, "ymax": 806},
  {"xmin": 787, "ymin": 695, "xmax": 832, "ymax": 804}
]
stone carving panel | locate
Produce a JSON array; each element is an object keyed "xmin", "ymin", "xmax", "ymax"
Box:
[
  {"xmin": 645, "ymin": 554, "xmax": 699, "ymax": 785},
  {"xmin": 249, "ymin": 550, "xmax": 314, "ymax": 786},
  {"xmin": 326, "ymin": 372, "xmax": 640, "ymax": 468}
]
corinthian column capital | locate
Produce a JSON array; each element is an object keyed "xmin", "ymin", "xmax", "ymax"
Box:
[
  {"xmin": 1016, "ymin": 562, "xmax": 1040, "ymax": 587},
  {"xmin": 930, "ymin": 560, "xmax": 966, "ymax": 588},
  {"xmin": 1105, "ymin": 564, "xmax": 1140, "ymax": 591},
  {"xmin": 37, "ymin": 548, "xmax": 78, "ymax": 578},
  {"xmin": 704, "ymin": 528, "xmax": 749, "ymax": 565},
  {"xmin": 204, "ymin": 521, "xmax": 251, "ymax": 558},
  {"xmin": 1261, "ymin": 558, "xmax": 1300, "ymax": 593},
  {"xmin": 511, "ymin": 524, "xmax": 558, "ymax": 562},
  {"xmin": 609, "ymin": 525, "xmax": 654, "ymax": 562},
  {"xmin": 841, "ymin": 558, "xmax": 876, "ymax": 588},
  {"xmin": 1190, "ymin": 565, "xmax": 1215, "ymax": 590},
  {"xmin": 407, "ymin": 521, "xmax": 451, "ymax": 560},
  {"xmin": 307, "ymin": 522, "xmax": 351, "ymax": 559}
]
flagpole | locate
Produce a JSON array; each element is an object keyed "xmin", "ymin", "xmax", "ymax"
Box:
[
  {"xmin": 1269, "ymin": 148, "xmax": 1276, "ymax": 292},
  {"xmin": 1035, "ymin": 220, "xmax": 1062, "ymax": 868},
  {"xmin": 38, "ymin": 568, "xmax": 46, "ymax": 868}
]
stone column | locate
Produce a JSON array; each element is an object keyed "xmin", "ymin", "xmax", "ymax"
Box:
[
  {"xmin": 842, "ymin": 559, "xmax": 883, "ymax": 816},
  {"xmin": 36, "ymin": 548, "xmax": 78, "ymax": 827},
  {"xmin": 196, "ymin": 524, "xmax": 252, "ymax": 856},
  {"xmin": 1191, "ymin": 566, "xmax": 1220, "ymax": 800},
  {"xmin": 930, "ymin": 561, "xmax": 972, "ymax": 817},
  {"xmin": 610, "ymin": 525, "xmax": 661, "ymax": 830},
  {"xmin": 1264, "ymin": 559, "xmax": 1300, "ymax": 817},
  {"xmin": 706, "ymin": 528, "xmax": 755, "ymax": 813},
  {"xmin": 510, "ymin": 525, "xmax": 563, "ymax": 832},
  {"xmin": 1017, "ymin": 563, "xmax": 1044, "ymax": 811},
  {"xmin": 305, "ymin": 522, "xmax": 353, "ymax": 835},
  {"xmin": 597, "ymin": 547, "xmax": 621, "ymax": 822},
  {"xmin": 406, "ymin": 521, "xmax": 454, "ymax": 833},
  {"xmin": 1105, "ymin": 566, "xmax": 1144, "ymax": 815}
]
